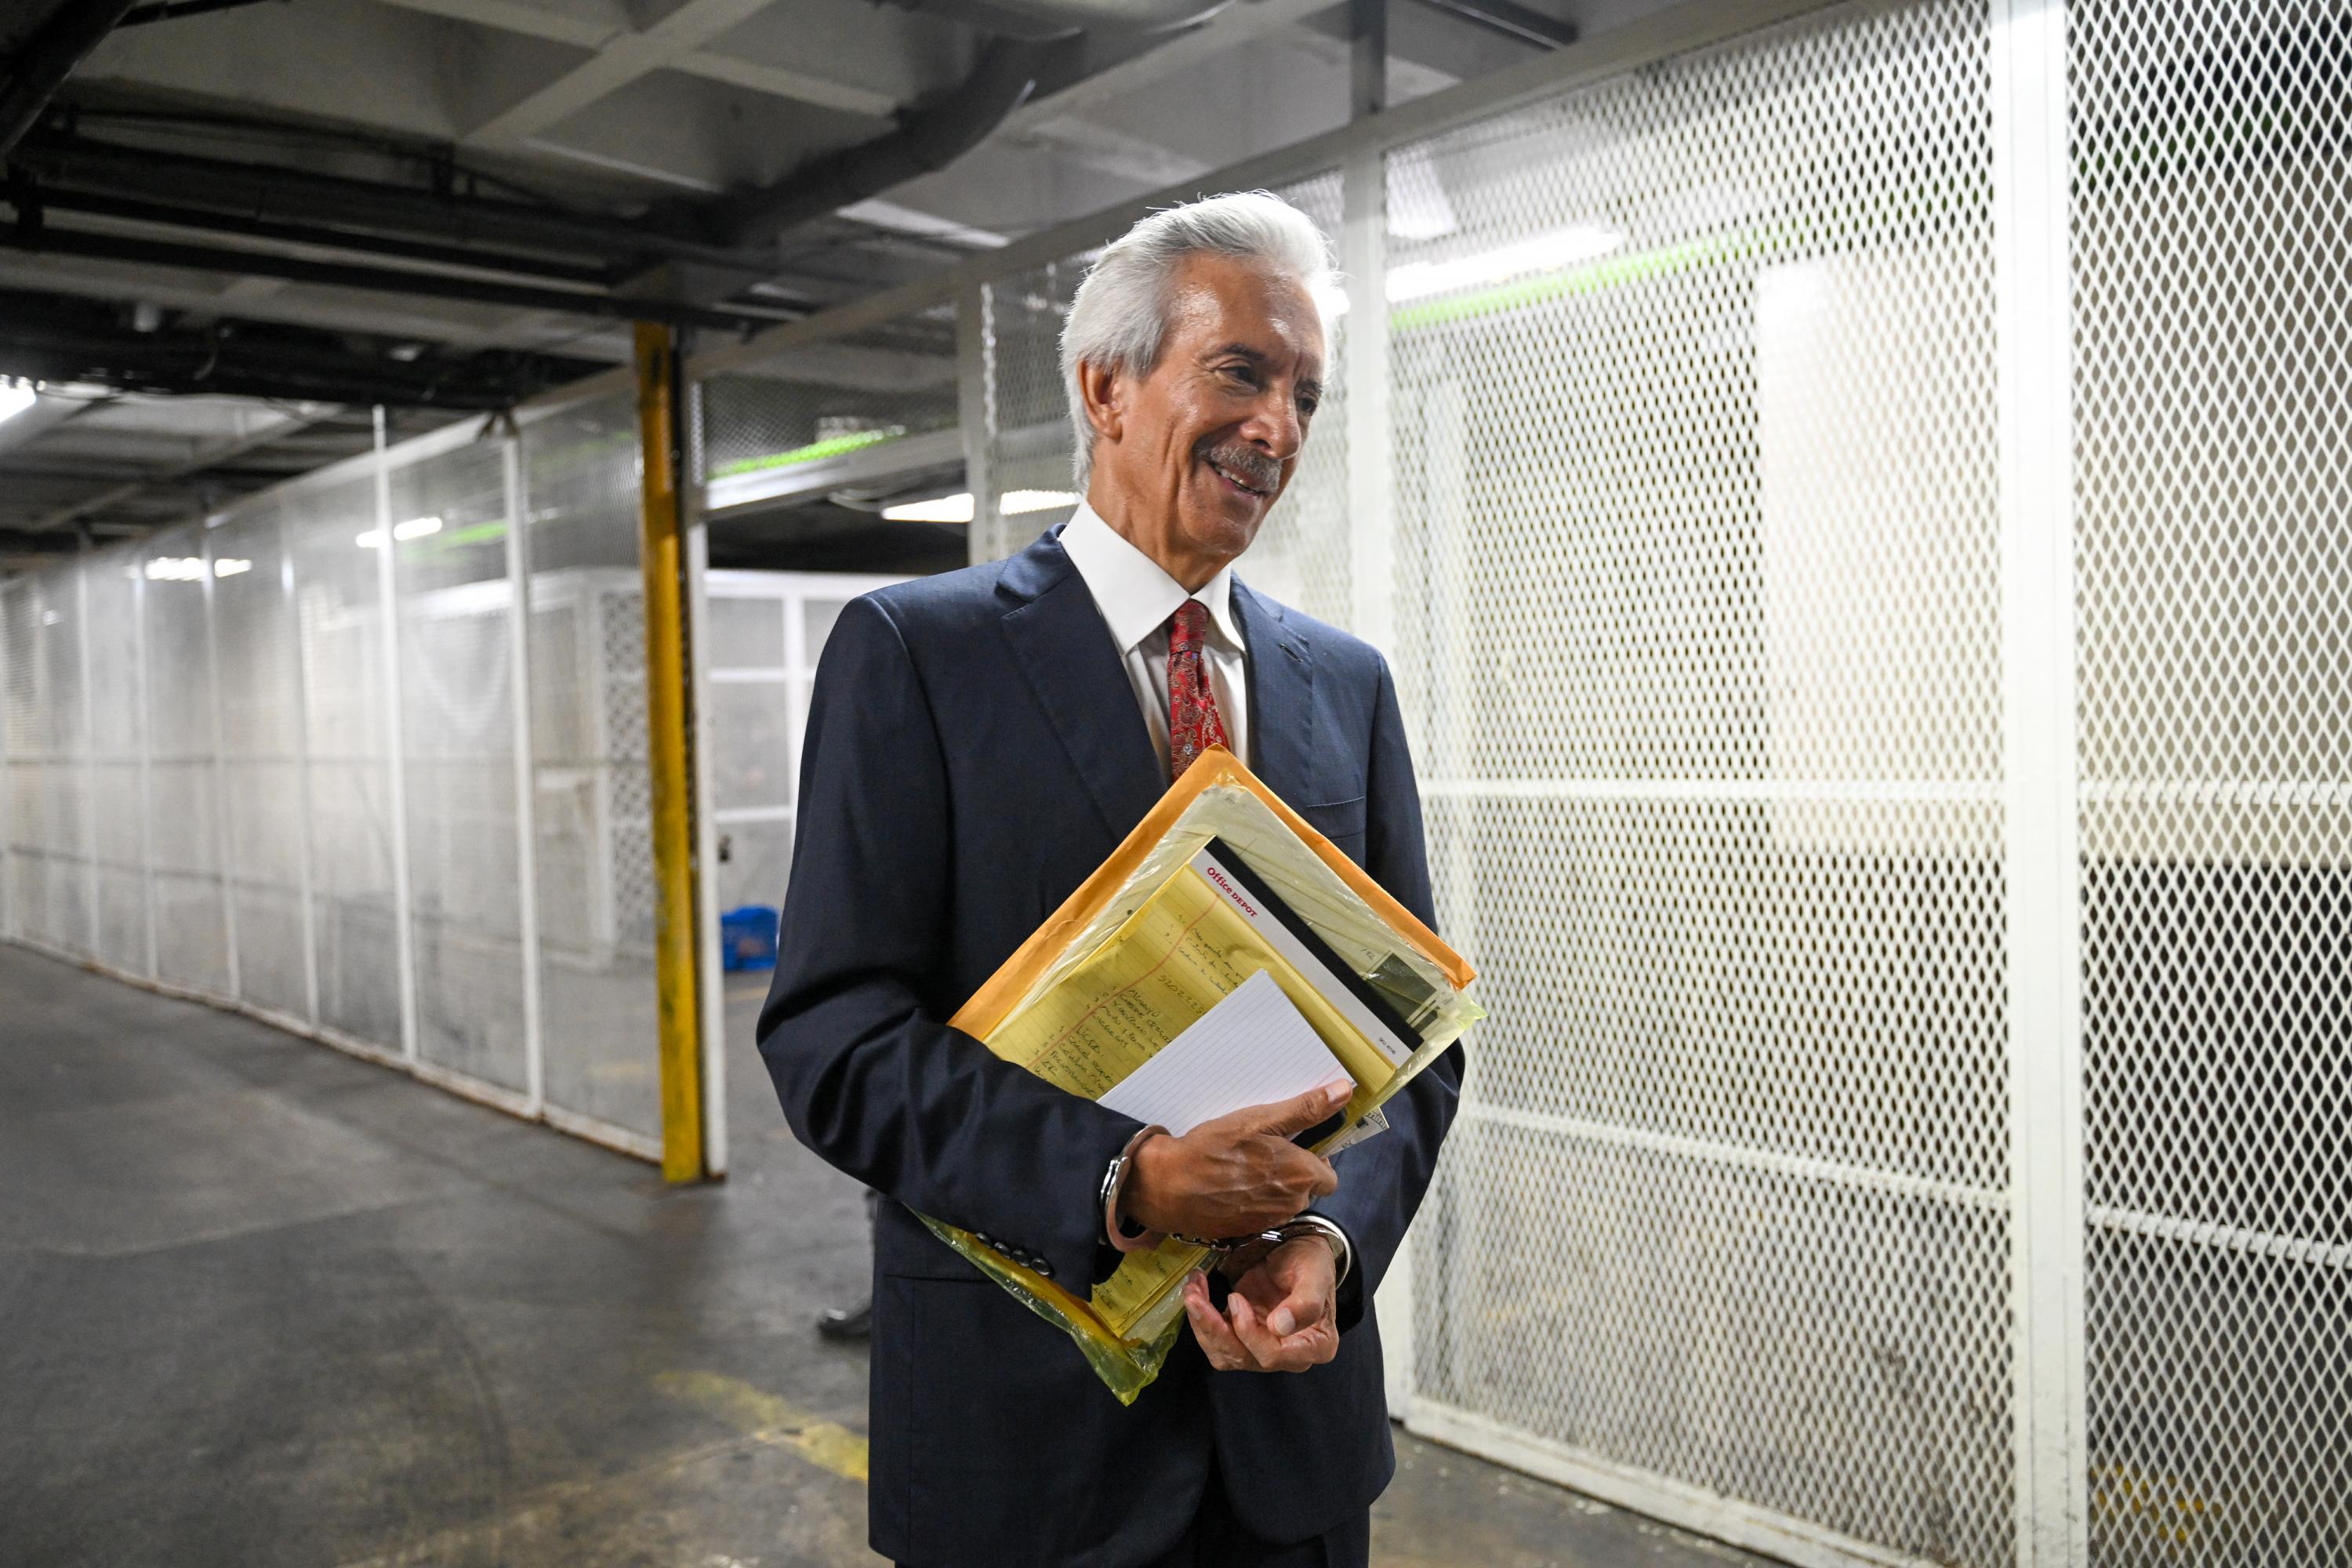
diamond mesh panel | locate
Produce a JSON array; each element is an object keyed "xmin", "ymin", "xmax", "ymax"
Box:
[
  {"xmin": 2071, "ymin": 2, "xmax": 2351, "ymax": 1561},
  {"xmin": 1385, "ymin": 5, "xmax": 2010, "ymax": 1563},
  {"xmin": 522, "ymin": 393, "xmax": 661, "ymax": 1142},
  {"xmin": 287, "ymin": 475, "xmax": 402, "ymax": 1051},
  {"xmin": 212, "ymin": 503, "xmax": 310, "ymax": 1018},
  {"xmin": 975, "ymin": 253, "xmax": 1090, "ymax": 564},
  {"xmin": 699, "ymin": 310, "xmax": 961, "ymax": 486},
  {"xmin": 390, "ymin": 445, "xmax": 527, "ymax": 1092},
  {"xmin": 141, "ymin": 527, "xmax": 230, "ymax": 994}
]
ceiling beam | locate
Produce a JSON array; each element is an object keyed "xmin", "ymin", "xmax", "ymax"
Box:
[
  {"xmin": 12, "ymin": 133, "xmax": 782, "ymax": 273},
  {"xmin": 459, "ymin": 0, "xmax": 788, "ymax": 151},
  {"xmin": 0, "ymin": 0, "xmax": 140, "ymax": 155},
  {"xmin": 28, "ymin": 187, "xmax": 620, "ymax": 285},
  {"xmin": 0, "ymin": 223, "xmax": 793, "ymax": 331},
  {"xmin": 996, "ymin": 0, "xmax": 1341, "ymax": 140},
  {"xmin": 369, "ymin": 0, "xmax": 901, "ymax": 118}
]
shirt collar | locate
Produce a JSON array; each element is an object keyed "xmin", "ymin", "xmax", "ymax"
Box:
[{"xmin": 1058, "ymin": 501, "xmax": 1244, "ymax": 655}]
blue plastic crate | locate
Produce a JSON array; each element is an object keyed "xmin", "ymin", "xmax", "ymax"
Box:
[{"xmin": 720, "ymin": 904, "xmax": 780, "ymax": 972}]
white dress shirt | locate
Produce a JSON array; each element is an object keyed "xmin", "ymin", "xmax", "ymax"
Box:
[{"xmin": 1058, "ymin": 502, "xmax": 1250, "ymax": 775}]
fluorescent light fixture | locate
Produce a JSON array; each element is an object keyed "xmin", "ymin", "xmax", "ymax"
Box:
[
  {"xmin": 359, "ymin": 516, "xmax": 445, "ymax": 547},
  {"xmin": 1387, "ymin": 223, "xmax": 1626, "ymax": 302},
  {"xmin": 883, "ymin": 492, "xmax": 975, "ymax": 524},
  {"xmin": 0, "ymin": 381, "xmax": 35, "ymax": 426},
  {"xmin": 144, "ymin": 557, "xmax": 209, "ymax": 581},
  {"xmin": 212, "ymin": 558, "xmax": 252, "ymax": 578},
  {"xmin": 1326, "ymin": 223, "xmax": 1628, "ymax": 316},
  {"xmin": 880, "ymin": 490, "xmax": 1076, "ymax": 524},
  {"xmin": 1002, "ymin": 490, "xmax": 1079, "ymax": 514}
]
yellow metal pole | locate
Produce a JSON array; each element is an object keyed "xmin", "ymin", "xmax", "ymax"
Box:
[{"xmin": 634, "ymin": 321, "xmax": 706, "ymax": 1182}]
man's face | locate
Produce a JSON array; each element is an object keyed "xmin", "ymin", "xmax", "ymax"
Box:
[{"xmin": 1091, "ymin": 252, "xmax": 1327, "ymax": 568}]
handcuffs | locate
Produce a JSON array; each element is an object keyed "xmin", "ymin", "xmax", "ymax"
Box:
[{"xmin": 1099, "ymin": 1124, "xmax": 1354, "ymax": 1288}]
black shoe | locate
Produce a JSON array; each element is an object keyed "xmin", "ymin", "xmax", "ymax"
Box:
[{"xmin": 817, "ymin": 1300, "xmax": 873, "ymax": 1341}]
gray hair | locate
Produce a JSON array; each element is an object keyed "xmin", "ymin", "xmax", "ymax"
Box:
[{"xmin": 1059, "ymin": 190, "xmax": 1337, "ymax": 488}]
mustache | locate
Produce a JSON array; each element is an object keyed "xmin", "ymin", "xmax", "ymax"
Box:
[{"xmin": 1196, "ymin": 440, "xmax": 1280, "ymax": 495}]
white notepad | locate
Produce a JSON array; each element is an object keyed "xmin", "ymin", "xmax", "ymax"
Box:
[{"xmin": 1098, "ymin": 969, "xmax": 1352, "ymax": 1138}]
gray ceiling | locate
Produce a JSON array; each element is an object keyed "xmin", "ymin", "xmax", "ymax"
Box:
[{"xmin": 0, "ymin": 0, "xmax": 1647, "ymax": 564}]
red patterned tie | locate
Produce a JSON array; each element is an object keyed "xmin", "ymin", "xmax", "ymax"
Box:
[{"xmin": 1166, "ymin": 599, "xmax": 1229, "ymax": 782}]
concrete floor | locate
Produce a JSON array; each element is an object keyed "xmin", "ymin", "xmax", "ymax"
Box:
[{"xmin": 0, "ymin": 944, "xmax": 1766, "ymax": 1568}]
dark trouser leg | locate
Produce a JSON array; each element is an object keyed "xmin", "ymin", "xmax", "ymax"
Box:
[
  {"xmin": 818, "ymin": 1187, "xmax": 877, "ymax": 1341},
  {"xmin": 1140, "ymin": 1461, "xmax": 1371, "ymax": 1568}
]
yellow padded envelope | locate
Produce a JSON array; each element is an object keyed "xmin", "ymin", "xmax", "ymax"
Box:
[{"xmin": 919, "ymin": 748, "xmax": 1480, "ymax": 1402}]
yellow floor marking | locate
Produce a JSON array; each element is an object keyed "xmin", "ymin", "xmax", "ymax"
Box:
[{"xmin": 656, "ymin": 1369, "xmax": 870, "ymax": 1483}]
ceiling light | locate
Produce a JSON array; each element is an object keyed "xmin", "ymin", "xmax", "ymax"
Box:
[
  {"xmin": 1385, "ymin": 223, "xmax": 1627, "ymax": 303},
  {"xmin": 1001, "ymin": 490, "xmax": 1079, "ymax": 514},
  {"xmin": 356, "ymin": 530, "xmax": 384, "ymax": 548},
  {"xmin": 143, "ymin": 557, "xmax": 209, "ymax": 581},
  {"xmin": 882, "ymin": 492, "xmax": 975, "ymax": 524},
  {"xmin": 393, "ymin": 515, "xmax": 442, "ymax": 541},
  {"xmin": 212, "ymin": 558, "xmax": 252, "ymax": 578}
]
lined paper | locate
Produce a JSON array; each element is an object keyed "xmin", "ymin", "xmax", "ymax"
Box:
[{"xmin": 1098, "ymin": 968, "xmax": 1351, "ymax": 1137}]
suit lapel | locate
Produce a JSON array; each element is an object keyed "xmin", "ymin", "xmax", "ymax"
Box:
[
  {"xmin": 1231, "ymin": 577, "xmax": 1318, "ymax": 805},
  {"xmin": 998, "ymin": 531, "xmax": 1168, "ymax": 843}
]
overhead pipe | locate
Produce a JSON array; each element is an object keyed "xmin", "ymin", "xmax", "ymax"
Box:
[
  {"xmin": 0, "ymin": 220, "xmax": 797, "ymax": 332},
  {"xmin": 726, "ymin": 34, "xmax": 1088, "ymax": 249},
  {"xmin": 1407, "ymin": 0, "xmax": 1576, "ymax": 50},
  {"xmin": 11, "ymin": 133, "xmax": 786, "ymax": 275},
  {"xmin": 887, "ymin": 0, "xmax": 1228, "ymax": 33},
  {"xmin": 0, "ymin": 0, "xmax": 140, "ymax": 156},
  {"xmin": 28, "ymin": 186, "xmax": 619, "ymax": 285}
]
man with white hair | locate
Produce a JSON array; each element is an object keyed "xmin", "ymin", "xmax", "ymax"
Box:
[{"xmin": 759, "ymin": 191, "xmax": 1461, "ymax": 1568}]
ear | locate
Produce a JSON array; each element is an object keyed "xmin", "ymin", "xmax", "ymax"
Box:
[{"xmin": 1076, "ymin": 358, "xmax": 1124, "ymax": 447}]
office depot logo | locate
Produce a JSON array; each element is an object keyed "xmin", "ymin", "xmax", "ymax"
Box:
[{"xmin": 1203, "ymin": 865, "xmax": 1258, "ymax": 919}]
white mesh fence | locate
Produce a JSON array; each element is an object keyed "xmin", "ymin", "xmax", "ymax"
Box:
[
  {"xmin": 950, "ymin": 2, "xmax": 2343, "ymax": 1564},
  {"xmin": 2, "ymin": 392, "xmax": 665, "ymax": 1160},
  {"xmin": 2, "ymin": 1, "xmax": 2339, "ymax": 1557},
  {"xmin": 2070, "ymin": 1, "xmax": 2350, "ymax": 1562}
]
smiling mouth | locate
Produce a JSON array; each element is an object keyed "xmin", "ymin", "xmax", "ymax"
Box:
[{"xmin": 1205, "ymin": 456, "xmax": 1272, "ymax": 499}]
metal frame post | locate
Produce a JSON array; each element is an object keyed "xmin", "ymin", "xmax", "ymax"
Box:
[
  {"xmin": 281, "ymin": 510, "xmax": 321, "ymax": 1023},
  {"xmin": 132, "ymin": 557, "xmax": 156, "ymax": 979},
  {"xmin": 686, "ymin": 516, "xmax": 728, "ymax": 1178},
  {"xmin": 956, "ymin": 280, "xmax": 995, "ymax": 567},
  {"xmin": 374, "ymin": 406, "xmax": 421, "ymax": 1063},
  {"xmin": 1341, "ymin": 144, "xmax": 1394, "ymax": 655},
  {"xmin": 0, "ymin": 579, "xmax": 12, "ymax": 946},
  {"xmin": 635, "ymin": 321, "xmax": 708, "ymax": 1184},
  {"xmin": 503, "ymin": 434, "xmax": 547, "ymax": 1116},
  {"xmin": 1991, "ymin": 2, "xmax": 2089, "ymax": 1563},
  {"xmin": 199, "ymin": 520, "xmax": 240, "ymax": 998},
  {"xmin": 74, "ymin": 555, "xmax": 100, "ymax": 959}
]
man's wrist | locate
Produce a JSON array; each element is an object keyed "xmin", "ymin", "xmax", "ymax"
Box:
[
  {"xmin": 1279, "ymin": 1214, "xmax": 1352, "ymax": 1290},
  {"xmin": 1101, "ymin": 1124, "xmax": 1166, "ymax": 1251}
]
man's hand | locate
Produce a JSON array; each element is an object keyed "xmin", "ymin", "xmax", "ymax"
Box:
[
  {"xmin": 1181, "ymin": 1238, "xmax": 1340, "ymax": 1373},
  {"xmin": 1120, "ymin": 1081, "xmax": 1347, "ymax": 1240}
]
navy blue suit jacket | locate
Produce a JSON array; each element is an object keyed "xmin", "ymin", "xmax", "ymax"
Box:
[{"xmin": 757, "ymin": 524, "xmax": 1462, "ymax": 1568}]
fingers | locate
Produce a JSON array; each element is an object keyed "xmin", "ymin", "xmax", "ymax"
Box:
[
  {"xmin": 1229, "ymin": 1290, "xmax": 1337, "ymax": 1372},
  {"xmin": 1241, "ymin": 1078, "xmax": 1355, "ymax": 1138},
  {"xmin": 1266, "ymin": 1275, "xmax": 1327, "ymax": 1338},
  {"xmin": 1183, "ymin": 1272, "xmax": 1255, "ymax": 1371},
  {"xmin": 1187, "ymin": 1273, "xmax": 1338, "ymax": 1374}
]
